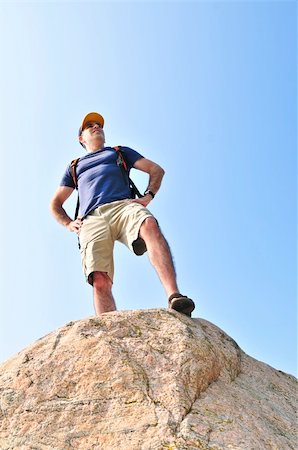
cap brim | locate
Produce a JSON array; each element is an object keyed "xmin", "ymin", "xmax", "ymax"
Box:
[{"xmin": 81, "ymin": 112, "xmax": 105, "ymax": 131}]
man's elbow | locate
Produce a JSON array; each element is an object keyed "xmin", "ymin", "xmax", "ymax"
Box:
[
  {"xmin": 49, "ymin": 197, "xmax": 61, "ymax": 216},
  {"xmin": 157, "ymin": 165, "xmax": 165, "ymax": 178},
  {"xmin": 49, "ymin": 198, "xmax": 56, "ymax": 215}
]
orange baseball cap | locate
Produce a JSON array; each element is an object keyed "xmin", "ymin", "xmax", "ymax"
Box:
[{"xmin": 78, "ymin": 112, "xmax": 105, "ymax": 136}]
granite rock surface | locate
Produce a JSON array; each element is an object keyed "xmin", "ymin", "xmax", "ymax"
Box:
[{"xmin": 0, "ymin": 309, "xmax": 297, "ymax": 449}]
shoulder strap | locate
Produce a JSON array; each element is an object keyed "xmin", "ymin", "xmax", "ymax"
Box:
[
  {"xmin": 113, "ymin": 145, "xmax": 128, "ymax": 171},
  {"xmin": 70, "ymin": 158, "xmax": 80, "ymax": 221},
  {"xmin": 70, "ymin": 158, "xmax": 80, "ymax": 189},
  {"xmin": 113, "ymin": 146, "xmax": 143, "ymax": 199}
]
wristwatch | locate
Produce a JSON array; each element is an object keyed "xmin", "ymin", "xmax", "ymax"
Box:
[{"xmin": 144, "ymin": 190, "xmax": 155, "ymax": 199}]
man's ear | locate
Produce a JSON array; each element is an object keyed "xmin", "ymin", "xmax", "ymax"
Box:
[{"xmin": 79, "ymin": 135, "xmax": 85, "ymax": 145}]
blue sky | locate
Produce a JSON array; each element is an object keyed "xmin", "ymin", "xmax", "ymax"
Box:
[{"xmin": 0, "ymin": 1, "xmax": 296, "ymax": 376}]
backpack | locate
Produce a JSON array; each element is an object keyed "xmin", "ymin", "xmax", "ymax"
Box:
[{"xmin": 70, "ymin": 145, "xmax": 143, "ymax": 220}]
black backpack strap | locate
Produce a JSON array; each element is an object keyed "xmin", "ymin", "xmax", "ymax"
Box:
[
  {"xmin": 74, "ymin": 197, "xmax": 80, "ymax": 221},
  {"xmin": 128, "ymin": 177, "xmax": 143, "ymax": 199},
  {"xmin": 70, "ymin": 158, "xmax": 80, "ymax": 220},
  {"xmin": 113, "ymin": 146, "xmax": 143, "ymax": 198}
]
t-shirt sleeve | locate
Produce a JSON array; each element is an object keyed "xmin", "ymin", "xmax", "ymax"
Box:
[
  {"xmin": 120, "ymin": 147, "xmax": 144, "ymax": 169},
  {"xmin": 60, "ymin": 165, "xmax": 76, "ymax": 188}
]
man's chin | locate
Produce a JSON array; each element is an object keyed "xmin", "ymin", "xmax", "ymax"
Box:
[{"xmin": 92, "ymin": 137, "xmax": 105, "ymax": 145}]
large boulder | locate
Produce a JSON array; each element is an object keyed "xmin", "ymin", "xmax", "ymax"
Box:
[{"xmin": 0, "ymin": 309, "xmax": 296, "ymax": 449}]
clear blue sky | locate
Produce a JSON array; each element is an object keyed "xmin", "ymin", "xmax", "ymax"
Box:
[{"xmin": 0, "ymin": 1, "xmax": 296, "ymax": 376}]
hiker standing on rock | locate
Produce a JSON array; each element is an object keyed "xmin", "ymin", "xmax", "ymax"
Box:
[{"xmin": 50, "ymin": 112, "xmax": 195, "ymax": 317}]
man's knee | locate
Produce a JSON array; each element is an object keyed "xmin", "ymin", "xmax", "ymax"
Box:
[
  {"xmin": 139, "ymin": 217, "xmax": 160, "ymax": 238},
  {"xmin": 91, "ymin": 271, "xmax": 112, "ymax": 290}
]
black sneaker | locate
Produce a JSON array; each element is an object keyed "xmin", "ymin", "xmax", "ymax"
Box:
[{"xmin": 168, "ymin": 293, "xmax": 195, "ymax": 317}]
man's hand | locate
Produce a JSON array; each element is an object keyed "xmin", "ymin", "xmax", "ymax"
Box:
[
  {"xmin": 67, "ymin": 218, "xmax": 83, "ymax": 234},
  {"xmin": 131, "ymin": 194, "xmax": 152, "ymax": 208}
]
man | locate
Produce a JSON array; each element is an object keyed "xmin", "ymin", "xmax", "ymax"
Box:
[{"xmin": 50, "ymin": 112, "xmax": 195, "ymax": 317}]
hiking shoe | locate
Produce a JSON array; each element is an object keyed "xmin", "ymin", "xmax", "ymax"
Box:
[{"xmin": 168, "ymin": 293, "xmax": 195, "ymax": 317}]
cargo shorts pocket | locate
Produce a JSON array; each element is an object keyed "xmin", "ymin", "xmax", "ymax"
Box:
[{"xmin": 79, "ymin": 239, "xmax": 115, "ymax": 284}]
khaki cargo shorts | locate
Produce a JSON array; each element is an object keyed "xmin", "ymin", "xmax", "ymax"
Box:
[{"xmin": 79, "ymin": 199, "xmax": 154, "ymax": 284}]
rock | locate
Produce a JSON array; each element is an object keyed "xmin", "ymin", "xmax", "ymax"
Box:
[{"xmin": 0, "ymin": 309, "xmax": 296, "ymax": 449}]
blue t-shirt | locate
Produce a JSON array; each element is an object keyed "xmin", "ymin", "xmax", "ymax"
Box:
[{"xmin": 60, "ymin": 146, "xmax": 144, "ymax": 217}]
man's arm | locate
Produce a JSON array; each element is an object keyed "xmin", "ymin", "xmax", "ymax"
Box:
[
  {"xmin": 49, "ymin": 186, "xmax": 82, "ymax": 234},
  {"xmin": 133, "ymin": 158, "xmax": 165, "ymax": 206}
]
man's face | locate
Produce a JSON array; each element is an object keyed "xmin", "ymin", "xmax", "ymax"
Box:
[{"xmin": 79, "ymin": 121, "xmax": 105, "ymax": 149}]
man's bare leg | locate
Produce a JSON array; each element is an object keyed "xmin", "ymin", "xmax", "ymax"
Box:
[
  {"xmin": 92, "ymin": 271, "xmax": 117, "ymax": 315},
  {"xmin": 139, "ymin": 218, "xmax": 195, "ymax": 316},
  {"xmin": 139, "ymin": 218, "xmax": 180, "ymax": 297}
]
